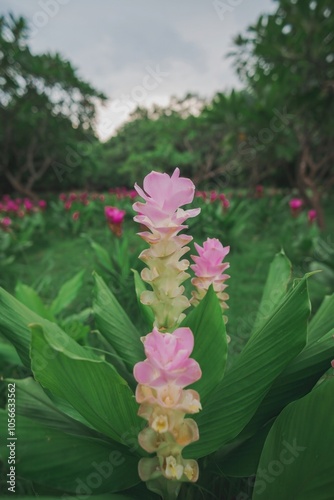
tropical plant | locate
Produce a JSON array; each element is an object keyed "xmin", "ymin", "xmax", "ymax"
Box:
[{"xmin": 0, "ymin": 170, "xmax": 333, "ymax": 499}]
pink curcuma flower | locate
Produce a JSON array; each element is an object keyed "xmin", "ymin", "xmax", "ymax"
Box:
[
  {"xmin": 72, "ymin": 211, "xmax": 80, "ymax": 221},
  {"xmin": 289, "ymin": 198, "xmax": 303, "ymax": 217},
  {"xmin": 191, "ymin": 238, "xmax": 230, "ymax": 323},
  {"xmin": 308, "ymin": 209, "xmax": 317, "ymax": 224},
  {"xmin": 133, "ymin": 168, "xmax": 200, "ymax": 231},
  {"xmin": 104, "ymin": 206, "xmax": 126, "ymax": 237},
  {"xmin": 24, "ymin": 198, "xmax": 34, "ymax": 211},
  {"xmin": 1, "ymin": 217, "xmax": 12, "ymax": 228},
  {"xmin": 134, "ymin": 325, "xmax": 202, "ymax": 487},
  {"xmin": 133, "ymin": 169, "xmax": 200, "ymax": 330},
  {"xmin": 289, "ymin": 198, "xmax": 303, "ymax": 210},
  {"xmin": 134, "ymin": 328, "xmax": 202, "ymax": 388},
  {"xmin": 38, "ymin": 200, "xmax": 47, "ymax": 210},
  {"xmin": 104, "ymin": 206, "xmax": 126, "ymax": 224}
]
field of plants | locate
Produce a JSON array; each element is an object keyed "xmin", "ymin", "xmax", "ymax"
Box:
[
  {"xmin": 1, "ymin": 174, "xmax": 334, "ymax": 498},
  {"xmin": 1, "ymin": 0, "xmax": 334, "ymax": 498}
]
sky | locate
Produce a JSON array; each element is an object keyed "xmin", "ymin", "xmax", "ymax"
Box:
[{"xmin": 1, "ymin": 0, "xmax": 275, "ymax": 140}]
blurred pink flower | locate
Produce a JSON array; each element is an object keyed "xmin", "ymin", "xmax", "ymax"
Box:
[
  {"xmin": 38, "ymin": 200, "xmax": 47, "ymax": 209},
  {"xmin": 24, "ymin": 198, "xmax": 34, "ymax": 211},
  {"xmin": 6, "ymin": 200, "xmax": 19, "ymax": 212},
  {"xmin": 72, "ymin": 211, "xmax": 80, "ymax": 221},
  {"xmin": 308, "ymin": 209, "xmax": 317, "ymax": 223},
  {"xmin": 210, "ymin": 191, "xmax": 218, "ymax": 202},
  {"xmin": 104, "ymin": 206, "xmax": 126, "ymax": 224},
  {"xmin": 64, "ymin": 201, "xmax": 72, "ymax": 211},
  {"xmin": 134, "ymin": 327, "xmax": 201, "ymax": 388},
  {"xmin": 222, "ymin": 198, "xmax": 230, "ymax": 209},
  {"xmin": 289, "ymin": 198, "xmax": 303, "ymax": 210},
  {"xmin": 1, "ymin": 217, "xmax": 12, "ymax": 228}
]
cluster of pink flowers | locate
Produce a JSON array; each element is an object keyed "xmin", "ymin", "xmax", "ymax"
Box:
[
  {"xmin": 289, "ymin": 198, "xmax": 317, "ymax": 224},
  {"xmin": 59, "ymin": 192, "xmax": 104, "ymax": 211},
  {"xmin": 134, "ymin": 327, "xmax": 202, "ymax": 484},
  {"xmin": 109, "ymin": 187, "xmax": 138, "ymax": 199},
  {"xmin": 195, "ymin": 190, "xmax": 230, "ymax": 209},
  {"xmin": 0, "ymin": 195, "xmax": 47, "ymax": 230}
]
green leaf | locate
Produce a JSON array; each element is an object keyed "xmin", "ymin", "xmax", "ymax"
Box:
[
  {"xmin": 0, "ymin": 286, "xmax": 64, "ymax": 368},
  {"xmin": 0, "ymin": 410, "xmax": 139, "ymax": 494},
  {"xmin": 252, "ymin": 251, "xmax": 292, "ymax": 334},
  {"xmin": 0, "ymin": 339, "xmax": 23, "ymax": 366},
  {"xmin": 132, "ymin": 269, "xmax": 155, "ymax": 327},
  {"xmin": 181, "ymin": 286, "xmax": 228, "ymax": 400},
  {"xmin": 50, "ymin": 270, "xmax": 85, "ymax": 316},
  {"xmin": 30, "ymin": 324, "xmax": 143, "ymax": 447},
  {"xmin": 253, "ymin": 378, "xmax": 334, "ymax": 500},
  {"xmin": 91, "ymin": 240, "xmax": 113, "ymax": 273},
  {"xmin": 240, "ymin": 327, "xmax": 334, "ymax": 439},
  {"xmin": 93, "ymin": 272, "xmax": 144, "ymax": 371},
  {"xmin": 15, "ymin": 282, "xmax": 55, "ymax": 321},
  {"xmin": 10, "ymin": 377, "xmax": 98, "ymax": 437},
  {"xmin": 308, "ymin": 294, "xmax": 334, "ymax": 343},
  {"xmin": 185, "ymin": 276, "xmax": 310, "ymax": 459}
]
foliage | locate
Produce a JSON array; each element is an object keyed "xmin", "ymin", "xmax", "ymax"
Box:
[
  {"xmin": 0, "ymin": 208, "xmax": 333, "ymax": 498},
  {"xmin": 230, "ymin": 0, "xmax": 334, "ymax": 226},
  {"xmin": 0, "ymin": 14, "xmax": 106, "ymax": 197}
]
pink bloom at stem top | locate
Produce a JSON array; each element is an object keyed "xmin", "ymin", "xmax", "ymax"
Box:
[
  {"xmin": 191, "ymin": 237, "xmax": 230, "ymax": 323},
  {"xmin": 133, "ymin": 168, "xmax": 200, "ymax": 330}
]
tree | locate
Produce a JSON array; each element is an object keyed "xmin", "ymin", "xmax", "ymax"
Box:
[
  {"xmin": 0, "ymin": 14, "xmax": 106, "ymax": 197},
  {"xmin": 230, "ymin": 0, "xmax": 334, "ymax": 227}
]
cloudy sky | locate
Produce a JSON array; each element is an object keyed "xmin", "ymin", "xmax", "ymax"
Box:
[{"xmin": 2, "ymin": 0, "xmax": 275, "ymax": 140}]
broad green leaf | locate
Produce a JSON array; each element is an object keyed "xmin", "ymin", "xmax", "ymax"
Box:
[
  {"xmin": 132, "ymin": 269, "xmax": 154, "ymax": 327},
  {"xmin": 15, "ymin": 282, "xmax": 55, "ymax": 321},
  {"xmin": 10, "ymin": 377, "xmax": 98, "ymax": 437},
  {"xmin": 0, "ymin": 410, "xmax": 139, "ymax": 494},
  {"xmin": 50, "ymin": 270, "xmax": 85, "ymax": 316},
  {"xmin": 93, "ymin": 272, "xmax": 144, "ymax": 371},
  {"xmin": 0, "ymin": 339, "xmax": 22, "ymax": 366},
  {"xmin": 252, "ymin": 251, "xmax": 292, "ymax": 334},
  {"xmin": 181, "ymin": 286, "xmax": 228, "ymax": 400},
  {"xmin": 239, "ymin": 327, "xmax": 334, "ymax": 439},
  {"xmin": 0, "ymin": 286, "xmax": 66, "ymax": 368},
  {"xmin": 91, "ymin": 240, "xmax": 113, "ymax": 273},
  {"xmin": 185, "ymin": 276, "xmax": 310, "ymax": 459},
  {"xmin": 30, "ymin": 324, "xmax": 144, "ymax": 447},
  {"xmin": 308, "ymin": 293, "xmax": 334, "ymax": 343},
  {"xmin": 253, "ymin": 378, "xmax": 334, "ymax": 500}
]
